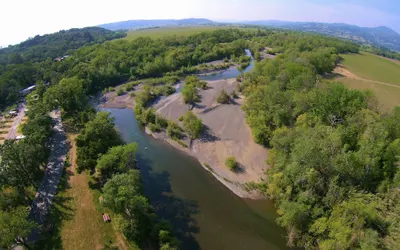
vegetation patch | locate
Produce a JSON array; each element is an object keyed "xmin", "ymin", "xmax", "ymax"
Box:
[
  {"xmin": 225, "ymin": 156, "xmax": 237, "ymax": 171},
  {"xmin": 217, "ymin": 90, "xmax": 230, "ymax": 104}
]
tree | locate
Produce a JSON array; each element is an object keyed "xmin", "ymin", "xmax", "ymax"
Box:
[
  {"xmin": 0, "ymin": 140, "xmax": 44, "ymax": 190},
  {"xmin": 217, "ymin": 89, "xmax": 230, "ymax": 104},
  {"xmin": 0, "ymin": 206, "xmax": 37, "ymax": 248},
  {"xmin": 180, "ymin": 111, "xmax": 203, "ymax": 139},
  {"xmin": 181, "ymin": 83, "xmax": 199, "ymax": 106},
  {"xmin": 103, "ymin": 170, "xmax": 155, "ymax": 244},
  {"xmin": 76, "ymin": 112, "xmax": 123, "ymax": 172},
  {"xmin": 43, "ymin": 77, "xmax": 88, "ymax": 116},
  {"xmin": 96, "ymin": 143, "xmax": 138, "ymax": 181}
]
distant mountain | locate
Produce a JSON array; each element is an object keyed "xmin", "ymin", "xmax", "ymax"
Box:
[
  {"xmin": 99, "ymin": 18, "xmax": 214, "ymax": 30},
  {"xmin": 0, "ymin": 27, "xmax": 126, "ymax": 64},
  {"xmin": 241, "ymin": 20, "xmax": 400, "ymax": 51}
]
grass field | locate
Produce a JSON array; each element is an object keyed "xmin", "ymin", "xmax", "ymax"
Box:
[
  {"xmin": 338, "ymin": 77, "xmax": 400, "ymax": 112},
  {"xmin": 340, "ymin": 52, "xmax": 400, "ymax": 85},
  {"xmin": 35, "ymin": 135, "xmax": 130, "ymax": 250},
  {"xmin": 125, "ymin": 26, "xmax": 221, "ymax": 40},
  {"xmin": 123, "ymin": 26, "xmax": 258, "ymax": 40}
]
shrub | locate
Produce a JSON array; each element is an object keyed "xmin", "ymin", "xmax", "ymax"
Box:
[
  {"xmin": 167, "ymin": 121, "xmax": 183, "ymax": 139},
  {"xmin": 125, "ymin": 84, "xmax": 134, "ymax": 92},
  {"xmin": 231, "ymin": 90, "xmax": 238, "ymax": 99},
  {"xmin": 116, "ymin": 88, "xmax": 124, "ymax": 96},
  {"xmin": 148, "ymin": 123, "xmax": 161, "ymax": 132},
  {"xmin": 217, "ymin": 90, "xmax": 230, "ymax": 104},
  {"xmin": 225, "ymin": 156, "xmax": 237, "ymax": 171},
  {"xmin": 180, "ymin": 111, "xmax": 203, "ymax": 139}
]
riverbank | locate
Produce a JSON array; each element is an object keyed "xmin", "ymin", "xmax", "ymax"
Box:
[{"xmin": 100, "ymin": 78, "xmax": 269, "ymax": 199}]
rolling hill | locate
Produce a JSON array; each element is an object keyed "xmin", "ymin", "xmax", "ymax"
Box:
[
  {"xmin": 0, "ymin": 27, "xmax": 126, "ymax": 64},
  {"xmin": 241, "ymin": 21, "xmax": 400, "ymax": 52}
]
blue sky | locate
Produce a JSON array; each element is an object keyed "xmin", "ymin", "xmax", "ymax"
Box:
[{"xmin": 1, "ymin": 0, "xmax": 399, "ymax": 47}]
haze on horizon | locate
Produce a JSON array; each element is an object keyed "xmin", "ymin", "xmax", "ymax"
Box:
[{"xmin": 1, "ymin": 0, "xmax": 399, "ymax": 47}]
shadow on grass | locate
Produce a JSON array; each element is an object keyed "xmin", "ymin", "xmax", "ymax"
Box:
[
  {"xmin": 33, "ymin": 167, "xmax": 75, "ymax": 250},
  {"xmin": 138, "ymin": 154, "xmax": 201, "ymax": 250}
]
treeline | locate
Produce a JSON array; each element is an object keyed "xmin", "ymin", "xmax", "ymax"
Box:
[
  {"xmin": 0, "ymin": 90, "xmax": 53, "ymax": 248},
  {"xmin": 0, "ymin": 27, "xmax": 126, "ymax": 64},
  {"xmin": 0, "ymin": 27, "xmax": 125, "ymax": 109},
  {"xmin": 362, "ymin": 45, "xmax": 400, "ymax": 61},
  {"xmin": 75, "ymin": 111, "xmax": 178, "ymax": 249},
  {"xmin": 0, "ymin": 28, "xmax": 267, "ymax": 109},
  {"xmin": 241, "ymin": 32, "xmax": 400, "ymax": 248}
]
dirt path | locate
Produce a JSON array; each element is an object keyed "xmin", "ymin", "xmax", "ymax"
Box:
[
  {"xmin": 334, "ymin": 65, "xmax": 400, "ymax": 89},
  {"xmin": 61, "ymin": 135, "xmax": 129, "ymax": 250}
]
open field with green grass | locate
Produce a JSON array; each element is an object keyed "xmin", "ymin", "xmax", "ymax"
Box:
[
  {"xmin": 340, "ymin": 52, "xmax": 400, "ymax": 85},
  {"xmin": 124, "ymin": 26, "xmax": 257, "ymax": 40},
  {"xmin": 337, "ymin": 77, "xmax": 400, "ymax": 112},
  {"xmin": 125, "ymin": 26, "xmax": 221, "ymax": 40}
]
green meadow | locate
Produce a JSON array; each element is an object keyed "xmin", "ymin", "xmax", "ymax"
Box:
[
  {"xmin": 340, "ymin": 52, "xmax": 400, "ymax": 85},
  {"xmin": 124, "ymin": 26, "xmax": 223, "ymax": 40}
]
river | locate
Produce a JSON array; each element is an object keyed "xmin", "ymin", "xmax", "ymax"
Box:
[{"xmin": 100, "ymin": 50, "xmax": 288, "ymax": 250}]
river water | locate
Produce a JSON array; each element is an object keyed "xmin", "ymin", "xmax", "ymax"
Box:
[
  {"xmin": 198, "ymin": 49, "xmax": 255, "ymax": 81},
  {"xmin": 100, "ymin": 50, "xmax": 288, "ymax": 250}
]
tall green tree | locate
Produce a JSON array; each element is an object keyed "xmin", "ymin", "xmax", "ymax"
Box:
[
  {"xmin": 96, "ymin": 143, "xmax": 138, "ymax": 181},
  {"xmin": 76, "ymin": 112, "xmax": 123, "ymax": 172},
  {"xmin": 43, "ymin": 77, "xmax": 88, "ymax": 116},
  {"xmin": 0, "ymin": 206, "xmax": 37, "ymax": 248}
]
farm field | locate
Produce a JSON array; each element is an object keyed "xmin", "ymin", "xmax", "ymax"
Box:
[
  {"xmin": 124, "ymin": 26, "xmax": 222, "ymax": 40},
  {"xmin": 338, "ymin": 77, "xmax": 400, "ymax": 112},
  {"xmin": 340, "ymin": 52, "xmax": 400, "ymax": 85}
]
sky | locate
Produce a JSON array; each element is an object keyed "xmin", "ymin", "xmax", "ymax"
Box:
[{"xmin": 1, "ymin": 0, "xmax": 399, "ymax": 47}]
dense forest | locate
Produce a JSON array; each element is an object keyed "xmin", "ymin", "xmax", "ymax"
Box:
[
  {"xmin": 1, "ymin": 26, "xmax": 399, "ymax": 249},
  {"xmin": 0, "ymin": 27, "xmax": 126, "ymax": 64},
  {"xmin": 240, "ymin": 32, "xmax": 400, "ymax": 249}
]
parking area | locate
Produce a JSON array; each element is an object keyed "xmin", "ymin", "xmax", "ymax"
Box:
[{"xmin": 0, "ymin": 103, "xmax": 27, "ymax": 144}]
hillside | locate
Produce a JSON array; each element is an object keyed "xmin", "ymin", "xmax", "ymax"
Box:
[
  {"xmin": 0, "ymin": 27, "xmax": 126, "ymax": 64},
  {"xmin": 99, "ymin": 18, "xmax": 214, "ymax": 31},
  {"xmin": 242, "ymin": 20, "xmax": 400, "ymax": 51}
]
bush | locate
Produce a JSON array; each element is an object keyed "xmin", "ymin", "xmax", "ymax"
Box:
[
  {"xmin": 116, "ymin": 88, "xmax": 124, "ymax": 96},
  {"xmin": 148, "ymin": 123, "xmax": 161, "ymax": 132},
  {"xmin": 225, "ymin": 156, "xmax": 237, "ymax": 171},
  {"xmin": 231, "ymin": 90, "xmax": 238, "ymax": 99},
  {"xmin": 125, "ymin": 83, "xmax": 134, "ymax": 92},
  {"xmin": 180, "ymin": 111, "xmax": 203, "ymax": 139},
  {"xmin": 217, "ymin": 90, "xmax": 230, "ymax": 104},
  {"xmin": 167, "ymin": 121, "xmax": 183, "ymax": 139}
]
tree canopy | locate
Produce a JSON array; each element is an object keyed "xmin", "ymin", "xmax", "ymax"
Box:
[{"xmin": 76, "ymin": 112, "xmax": 123, "ymax": 172}]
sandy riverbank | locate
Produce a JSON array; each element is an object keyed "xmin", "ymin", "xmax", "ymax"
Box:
[{"xmin": 100, "ymin": 78, "xmax": 269, "ymax": 199}]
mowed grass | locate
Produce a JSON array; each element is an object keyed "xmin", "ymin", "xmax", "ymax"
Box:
[
  {"xmin": 338, "ymin": 77, "xmax": 400, "ymax": 112},
  {"xmin": 340, "ymin": 52, "xmax": 400, "ymax": 85},
  {"xmin": 34, "ymin": 135, "xmax": 129, "ymax": 250},
  {"xmin": 124, "ymin": 26, "xmax": 255, "ymax": 40}
]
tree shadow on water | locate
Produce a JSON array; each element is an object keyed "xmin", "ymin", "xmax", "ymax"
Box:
[{"xmin": 137, "ymin": 154, "xmax": 201, "ymax": 250}]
